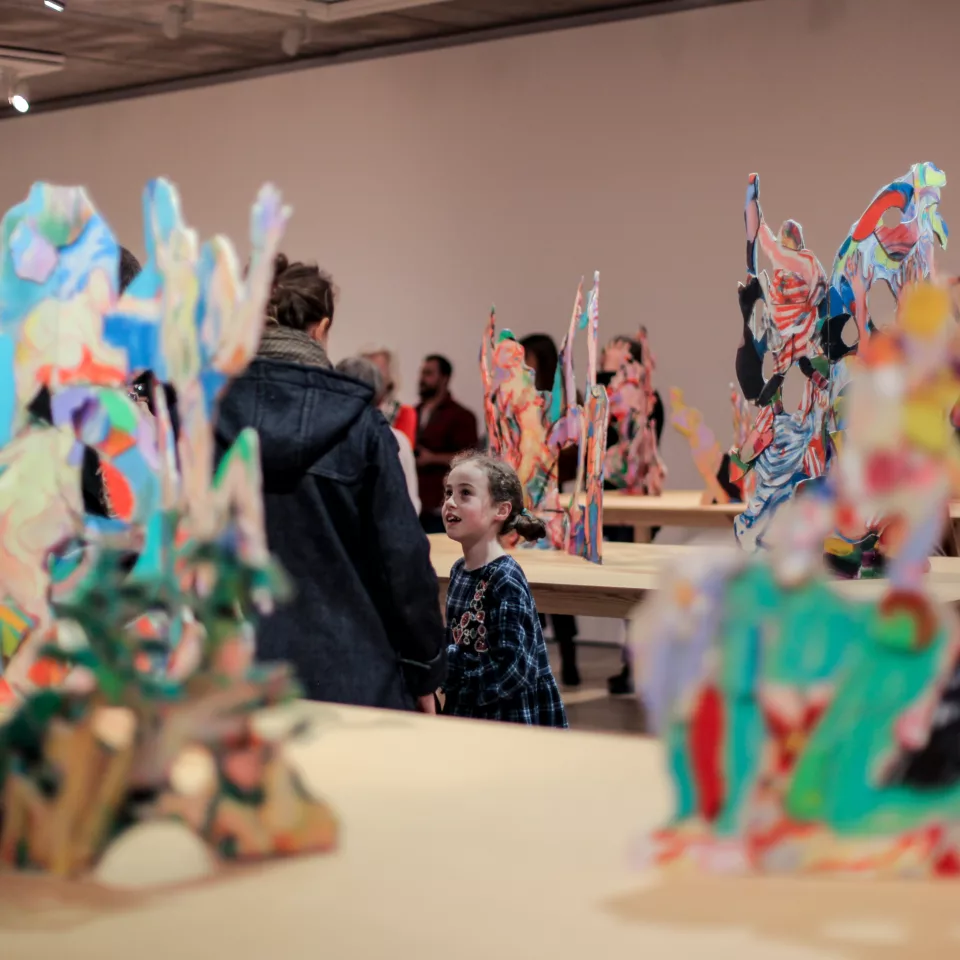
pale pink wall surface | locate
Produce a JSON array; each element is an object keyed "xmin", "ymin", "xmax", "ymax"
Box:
[{"xmin": 0, "ymin": 0, "xmax": 957, "ymax": 488}]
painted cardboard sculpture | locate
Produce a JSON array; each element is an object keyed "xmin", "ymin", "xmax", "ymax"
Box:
[
  {"xmin": 731, "ymin": 164, "xmax": 949, "ymax": 569},
  {"xmin": 730, "ymin": 172, "xmax": 831, "ymax": 552},
  {"xmin": 670, "ymin": 384, "xmax": 754, "ymax": 504},
  {"xmin": 601, "ymin": 328, "xmax": 666, "ymax": 495},
  {"xmin": 0, "ymin": 180, "xmax": 337, "ymax": 878},
  {"xmin": 481, "ymin": 272, "xmax": 609, "ymax": 564},
  {"xmin": 639, "ymin": 280, "xmax": 960, "ymax": 879},
  {"xmin": 821, "ymin": 162, "xmax": 949, "ymax": 577}
]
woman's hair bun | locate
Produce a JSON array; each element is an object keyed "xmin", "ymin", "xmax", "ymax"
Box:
[
  {"xmin": 272, "ymin": 252, "xmax": 290, "ymax": 288},
  {"xmin": 265, "ymin": 256, "xmax": 337, "ymax": 332}
]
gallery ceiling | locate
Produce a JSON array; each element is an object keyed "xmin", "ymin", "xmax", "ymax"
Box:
[{"xmin": 0, "ymin": 0, "xmax": 753, "ymax": 115}]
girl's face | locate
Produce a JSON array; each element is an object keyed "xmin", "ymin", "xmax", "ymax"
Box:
[{"xmin": 442, "ymin": 462, "xmax": 510, "ymax": 544}]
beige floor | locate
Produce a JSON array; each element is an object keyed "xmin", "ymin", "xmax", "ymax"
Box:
[{"xmin": 548, "ymin": 642, "xmax": 646, "ymax": 736}]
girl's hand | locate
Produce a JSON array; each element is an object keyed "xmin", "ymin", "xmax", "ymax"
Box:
[{"xmin": 416, "ymin": 693, "xmax": 437, "ymax": 714}]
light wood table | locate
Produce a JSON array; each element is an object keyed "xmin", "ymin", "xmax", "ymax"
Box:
[
  {"xmin": 429, "ymin": 535, "xmax": 675, "ymax": 618},
  {"xmin": 949, "ymin": 501, "xmax": 960, "ymax": 553},
  {"xmin": 2, "ymin": 702, "xmax": 954, "ymax": 959},
  {"xmin": 429, "ymin": 535, "xmax": 960, "ymax": 617},
  {"xmin": 602, "ymin": 490, "xmax": 742, "ymax": 542},
  {"xmin": 610, "ymin": 493, "xmax": 960, "ymax": 555}
]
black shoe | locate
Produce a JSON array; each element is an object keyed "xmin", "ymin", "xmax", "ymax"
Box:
[
  {"xmin": 561, "ymin": 664, "xmax": 581, "ymax": 688},
  {"xmin": 607, "ymin": 665, "xmax": 634, "ymax": 696}
]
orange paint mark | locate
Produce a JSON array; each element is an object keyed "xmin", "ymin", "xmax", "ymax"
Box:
[
  {"xmin": 37, "ymin": 347, "xmax": 126, "ymax": 392},
  {"xmin": 813, "ymin": 826, "xmax": 939, "ymax": 873},
  {"xmin": 225, "ymin": 345, "xmax": 247, "ymax": 372},
  {"xmin": 852, "ymin": 188, "xmax": 907, "ymax": 243},
  {"xmin": 27, "ymin": 658, "xmax": 68, "ymax": 687},
  {"xmin": 0, "ymin": 607, "xmax": 30, "ymax": 634},
  {"xmin": 836, "ymin": 503, "xmax": 858, "ymax": 532},
  {"xmin": 59, "ymin": 346, "xmax": 127, "ymax": 388},
  {"xmin": 130, "ymin": 614, "xmax": 160, "ymax": 639},
  {"xmin": 859, "ymin": 332, "xmax": 899, "ymax": 366},
  {"xmin": 273, "ymin": 833, "xmax": 300, "ymax": 855},
  {"xmin": 100, "ymin": 427, "xmax": 137, "ymax": 459},
  {"xmin": 100, "ymin": 460, "xmax": 135, "ymax": 521}
]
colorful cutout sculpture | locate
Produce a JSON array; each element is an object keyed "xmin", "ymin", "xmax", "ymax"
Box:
[
  {"xmin": 601, "ymin": 328, "xmax": 666, "ymax": 495},
  {"xmin": 670, "ymin": 384, "xmax": 753, "ymax": 504},
  {"xmin": 481, "ymin": 273, "xmax": 609, "ymax": 563},
  {"xmin": 730, "ymin": 172, "xmax": 831, "ymax": 552},
  {"xmin": 821, "ymin": 162, "xmax": 949, "ymax": 577},
  {"xmin": 730, "ymin": 164, "xmax": 949, "ymax": 572},
  {"xmin": 639, "ymin": 279, "xmax": 960, "ymax": 879},
  {"xmin": 0, "ymin": 180, "xmax": 338, "ymax": 878}
]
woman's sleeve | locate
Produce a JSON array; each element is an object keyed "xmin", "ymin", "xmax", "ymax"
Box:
[
  {"xmin": 367, "ymin": 418, "xmax": 447, "ymax": 696},
  {"xmin": 394, "ymin": 405, "xmax": 418, "ymax": 447},
  {"xmin": 394, "ymin": 430, "xmax": 421, "ymax": 515}
]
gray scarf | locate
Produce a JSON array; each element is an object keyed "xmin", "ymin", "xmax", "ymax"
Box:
[{"xmin": 257, "ymin": 324, "xmax": 332, "ymax": 369}]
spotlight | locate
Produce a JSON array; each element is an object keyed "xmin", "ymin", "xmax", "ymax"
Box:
[
  {"xmin": 8, "ymin": 79, "xmax": 29, "ymax": 113},
  {"xmin": 44, "ymin": 0, "xmax": 66, "ymax": 10}
]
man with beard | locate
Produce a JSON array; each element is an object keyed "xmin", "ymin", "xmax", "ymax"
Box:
[{"xmin": 415, "ymin": 354, "xmax": 478, "ymax": 533}]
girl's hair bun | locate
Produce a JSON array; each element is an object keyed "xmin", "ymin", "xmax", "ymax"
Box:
[{"xmin": 512, "ymin": 511, "xmax": 547, "ymax": 543}]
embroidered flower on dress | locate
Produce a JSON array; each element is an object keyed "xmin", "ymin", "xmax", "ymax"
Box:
[{"xmin": 453, "ymin": 579, "xmax": 490, "ymax": 653}]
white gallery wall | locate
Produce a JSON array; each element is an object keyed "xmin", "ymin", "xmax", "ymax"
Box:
[{"xmin": 0, "ymin": 0, "xmax": 957, "ymax": 490}]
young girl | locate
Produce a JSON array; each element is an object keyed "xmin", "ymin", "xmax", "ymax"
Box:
[{"xmin": 440, "ymin": 452, "xmax": 567, "ymax": 727}]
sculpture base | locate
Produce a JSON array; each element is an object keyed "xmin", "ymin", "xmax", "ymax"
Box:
[{"xmin": 647, "ymin": 819, "xmax": 960, "ymax": 879}]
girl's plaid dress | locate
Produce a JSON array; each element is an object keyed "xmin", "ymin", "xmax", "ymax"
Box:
[{"xmin": 442, "ymin": 555, "xmax": 568, "ymax": 727}]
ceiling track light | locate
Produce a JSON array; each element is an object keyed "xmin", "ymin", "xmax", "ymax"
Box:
[
  {"xmin": 0, "ymin": 51, "xmax": 63, "ymax": 113},
  {"xmin": 44, "ymin": 0, "xmax": 66, "ymax": 11},
  {"xmin": 6, "ymin": 75, "xmax": 29, "ymax": 113},
  {"xmin": 163, "ymin": 0, "xmax": 194, "ymax": 41},
  {"xmin": 281, "ymin": 14, "xmax": 310, "ymax": 58}
]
